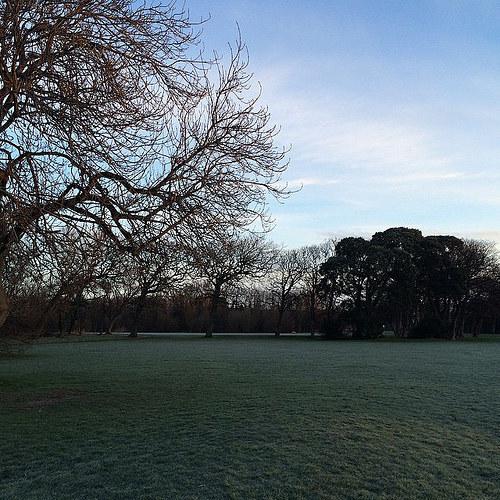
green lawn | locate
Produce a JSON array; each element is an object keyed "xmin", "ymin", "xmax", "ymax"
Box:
[{"xmin": 1, "ymin": 336, "xmax": 499, "ymax": 499}]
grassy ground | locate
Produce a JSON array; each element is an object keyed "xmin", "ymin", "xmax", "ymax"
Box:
[{"xmin": 1, "ymin": 336, "xmax": 499, "ymax": 499}]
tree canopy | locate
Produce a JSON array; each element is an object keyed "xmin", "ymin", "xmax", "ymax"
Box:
[{"xmin": 0, "ymin": 0, "xmax": 289, "ymax": 326}]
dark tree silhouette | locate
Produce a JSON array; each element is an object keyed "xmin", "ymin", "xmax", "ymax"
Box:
[
  {"xmin": 372, "ymin": 228, "xmax": 423, "ymax": 337},
  {"xmin": 320, "ymin": 237, "xmax": 396, "ymax": 338}
]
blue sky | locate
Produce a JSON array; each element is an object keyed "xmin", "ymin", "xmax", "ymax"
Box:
[{"xmin": 186, "ymin": 0, "xmax": 500, "ymax": 247}]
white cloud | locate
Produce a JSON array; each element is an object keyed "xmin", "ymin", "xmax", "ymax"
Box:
[
  {"xmin": 276, "ymin": 98, "xmax": 443, "ymax": 170},
  {"xmin": 258, "ymin": 63, "xmax": 455, "ymax": 174}
]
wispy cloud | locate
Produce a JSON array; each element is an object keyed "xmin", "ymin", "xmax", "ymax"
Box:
[
  {"xmin": 379, "ymin": 171, "xmax": 467, "ymax": 184},
  {"xmin": 275, "ymin": 96, "xmax": 446, "ymax": 171},
  {"xmin": 258, "ymin": 63, "xmax": 455, "ymax": 175}
]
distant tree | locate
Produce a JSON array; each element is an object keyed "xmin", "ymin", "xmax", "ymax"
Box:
[
  {"xmin": 94, "ymin": 237, "xmax": 190, "ymax": 337},
  {"xmin": 127, "ymin": 240, "xmax": 190, "ymax": 337},
  {"xmin": 319, "ymin": 237, "xmax": 396, "ymax": 338},
  {"xmin": 299, "ymin": 240, "xmax": 336, "ymax": 335},
  {"xmin": 457, "ymin": 240, "xmax": 500, "ymax": 337},
  {"xmin": 0, "ymin": 235, "xmax": 41, "ymax": 335},
  {"xmin": 372, "ymin": 228, "xmax": 424, "ymax": 337},
  {"xmin": 424, "ymin": 237, "xmax": 499, "ymax": 339},
  {"xmin": 191, "ymin": 232, "xmax": 275, "ymax": 337},
  {"xmin": 0, "ymin": 228, "xmax": 117, "ymax": 336},
  {"xmin": 270, "ymin": 249, "xmax": 306, "ymax": 336},
  {"xmin": 464, "ymin": 262, "xmax": 500, "ymax": 337},
  {"xmin": 414, "ymin": 235, "xmax": 467, "ymax": 338},
  {"xmin": 44, "ymin": 231, "xmax": 111, "ymax": 336}
]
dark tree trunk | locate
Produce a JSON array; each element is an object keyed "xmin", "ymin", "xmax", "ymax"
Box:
[
  {"xmin": 206, "ymin": 285, "xmax": 221, "ymax": 338},
  {"xmin": 129, "ymin": 299, "xmax": 146, "ymax": 338},
  {"xmin": 275, "ymin": 303, "xmax": 285, "ymax": 337},
  {"xmin": 0, "ymin": 248, "xmax": 10, "ymax": 330},
  {"xmin": 106, "ymin": 313, "xmax": 121, "ymax": 335},
  {"xmin": 129, "ymin": 312, "xmax": 141, "ymax": 337},
  {"xmin": 473, "ymin": 318, "xmax": 483, "ymax": 337},
  {"xmin": 105, "ymin": 298, "xmax": 130, "ymax": 335},
  {"xmin": 309, "ymin": 292, "xmax": 316, "ymax": 337},
  {"xmin": 66, "ymin": 292, "xmax": 84, "ymax": 335},
  {"xmin": 57, "ymin": 310, "xmax": 64, "ymax": 337}
]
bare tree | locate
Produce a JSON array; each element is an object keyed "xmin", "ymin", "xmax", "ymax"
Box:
[
  {"xmin": 299, "ymin": 239, "xmax": 336, "ymax": 336},
  {"xmin": 269, "ymin": 248, "xmax": 305, "ymax": 336},
  {"xmin": 450, "ymin": 239, "xmax": 500, "ymax": 339},
  {"xmin": 0, "ymin": 0, "xmax": 288, "ymax": 328},
  {"xmin": 0, "ymin": 227, "xmax": 112, "ymax": 335},
  {"xmin": 96, "ymin": 250, "xmax": 137, "ymax": 336},
  {"xmin": 26, "ymin": 229, "xmax": 112, "ymax": 334},
  {"xmin": 91, "ymin": 236, "xmax": 190, "ymax": 337},
  {"xmin": 191, "ymin": 231, "xmax": 275, "ymax": 337},
  {"xmin": 0, "ymin": 234, "xmax": 39, "ymax": 335},
  {"xmin": 128, "ymin": 240, "xmax": 190, "ymax": 337}
]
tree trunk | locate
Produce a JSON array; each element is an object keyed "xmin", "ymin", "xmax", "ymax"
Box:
[
  {"xmin": 0, "ymin": 253, "xmax": 10, "ymax": 328},
  {"xmin": 129, "ymin": 291, "xmax": 148, "ymax": 338},
  {"xmin": 0, "ymin": 282, "xmax": 9, "ymax": 331},
  {"xmin": 473, "ymin": 318, "xmax": 483, "ymax": 337},
  {"xmin": 57, "ymin": 310, "xmax": 64, "ymax": 337},
  {"xmin": 106, "ymin": 313, "xmax": 121, "ymax": 335},
  {"xmin": 105, "ymin": 298, "xmax": 130, "ymax": 334},
  {"xmin": 66, "ymin": 292, "xmax": 84, "ymax": 336},
  {"xmin": 206, "ymin": 286, "xmax": 221, "ymax": 338},
  {"xmin": 275, "ymin": 304, "xmax": 285, "ymax": 337},
  {"xmin": 129, "ymin": 307, "xmax": 141, "ymax": 336},
  {"xmin": 309, "ymin": 291, "xmax": 316, "ymax": 336},
  {"xmin": 129, "ymin": 308, "xmax": 142, "ymax": 338}
]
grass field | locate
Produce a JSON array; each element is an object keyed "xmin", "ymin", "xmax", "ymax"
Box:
[{"xmin": 1, "ymin": 336, "xmax": 499, "ymax": 499}]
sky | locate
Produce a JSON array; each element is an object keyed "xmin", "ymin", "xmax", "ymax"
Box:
[{"xmin": 186, "ymin": 0, "xmax": 500, "ymax": 247}]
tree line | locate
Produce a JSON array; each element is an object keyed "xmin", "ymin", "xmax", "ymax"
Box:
[{"xmin": 2, "ymin": 227, "xmax": 500, "ymax": 340}]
